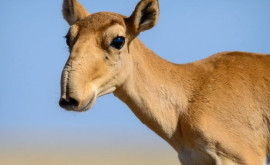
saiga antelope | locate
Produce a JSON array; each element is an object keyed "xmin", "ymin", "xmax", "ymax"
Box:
[{"xmin": 59, "ymin": 0, "xmax": 270, "ymax": 164}]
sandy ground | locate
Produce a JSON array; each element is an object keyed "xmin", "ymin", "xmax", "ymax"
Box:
[{"xmin": 0, "ymin": 150, "xmax": 178, "ymax": 165}]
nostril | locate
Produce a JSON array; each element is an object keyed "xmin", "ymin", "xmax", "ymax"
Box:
[
  {"xmin": 69, "ymin": 97, "xmax": 79, "ymax": 107},
  {"xmin": 59, "ymin": 97, "xmax": 79, "ymax": 108},
  {"xmin": 59, "ymin": 98, "xmax": 69, "ymax": 107}
]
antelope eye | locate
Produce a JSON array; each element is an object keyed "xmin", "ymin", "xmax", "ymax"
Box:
[{"xmin": 110, "ymin": 37, "xmax": 125, "ymax": 49}]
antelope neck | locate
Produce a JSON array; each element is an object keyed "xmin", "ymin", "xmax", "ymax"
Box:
[{"xmin": 114, "ymin": 38, "xmax": 192, "ymax": 151}]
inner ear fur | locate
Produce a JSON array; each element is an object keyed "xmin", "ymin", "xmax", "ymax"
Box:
[
  {"xmin": 62, "ymin": 0, "xmax": 90, "ymax": 25},
  {"xmin": 127, "ymin": 0, "xmax": 159, "ymax": 38}
]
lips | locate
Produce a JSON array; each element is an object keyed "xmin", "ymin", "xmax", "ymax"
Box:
[
  {"xmin": 76, "ymin": 86, "xmax": 116, "ymax": 112},
  {"xmin": 60, "ymin": 84, "xmax": 117, "ymax": 112},
  {"xmin": 76, "ymin": 94, "xmax": 97, "ymax": 112},
  {"xmin": 68, "ymin": 89, "xmax": 97, "ymax": 112}
]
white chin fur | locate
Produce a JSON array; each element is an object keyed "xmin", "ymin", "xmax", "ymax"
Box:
[{"xmin": 98, "ymin": 87, "xmax": 116, "ymax": 97}]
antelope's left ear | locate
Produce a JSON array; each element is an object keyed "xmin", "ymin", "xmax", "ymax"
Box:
[
  {"xmin": 127, "ymin": 0, "xmax": 159, "ymax": 37},
  {"xmin": 62, "ymin": 0, "xmax": 90, "ymax": 25}
]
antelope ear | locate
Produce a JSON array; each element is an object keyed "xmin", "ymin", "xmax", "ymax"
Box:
[
  {"xmin": 62, "ymin": 0, "xmax": 90, "ymax": 25},
  {"xmin": 127, "ymin": 0, "xmax": 159, "ymax": 36}
]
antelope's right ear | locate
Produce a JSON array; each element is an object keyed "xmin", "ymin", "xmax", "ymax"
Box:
[
  {"xmin": 62, "ymin": 0, "xmax": 90, "ymax": 25},
  {"xmin": 126, "ymin": 0, "xmax": 159, "ymax": 39}
]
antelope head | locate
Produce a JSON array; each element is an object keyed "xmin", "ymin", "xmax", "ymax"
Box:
[{"xmin": 59, "ymin": 0, "xmax": 159, "ymax": 112}]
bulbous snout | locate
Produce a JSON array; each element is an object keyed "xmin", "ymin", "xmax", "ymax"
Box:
[
  {"xmin": 59, "ymin": 62, "xmax": 97, "ymax": 112},
  {"xmin": 59, "ymin": 72, "xmax": 97, "ymax": 112},
  {"xmin": 59, "ymin": 90, "xmax": 97, "ymax": 112}
]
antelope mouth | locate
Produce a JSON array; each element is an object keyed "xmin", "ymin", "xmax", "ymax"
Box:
[
  {"xmin": 76, "ymin": 94, "xmax": 97, "ymax": 112},
  {"xmin": 62, "ymin": 86, "xmax": 116, "ymax": 112}
]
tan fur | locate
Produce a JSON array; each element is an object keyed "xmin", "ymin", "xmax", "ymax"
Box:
[{"xmin": 59, "ymin": 0, "xmax": 270, "ymax": 164}]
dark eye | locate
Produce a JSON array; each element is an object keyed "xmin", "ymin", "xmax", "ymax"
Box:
[
  {"xmin": 110, "ymin": 37, "xmax": 125, "ymax": 49},
  {"xmin": 65, "ymin": 35, "xmax": 70, "ymax": 46}
]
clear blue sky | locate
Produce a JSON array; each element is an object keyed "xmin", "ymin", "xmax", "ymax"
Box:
[{"xmin": 1, "ymin": 0, "xmax": 270, "ymax": 164}]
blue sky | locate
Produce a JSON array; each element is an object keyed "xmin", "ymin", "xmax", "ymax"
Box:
[{"xmin": 1, "ymin": 0, "xmax": 270, "ymax": 164}]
